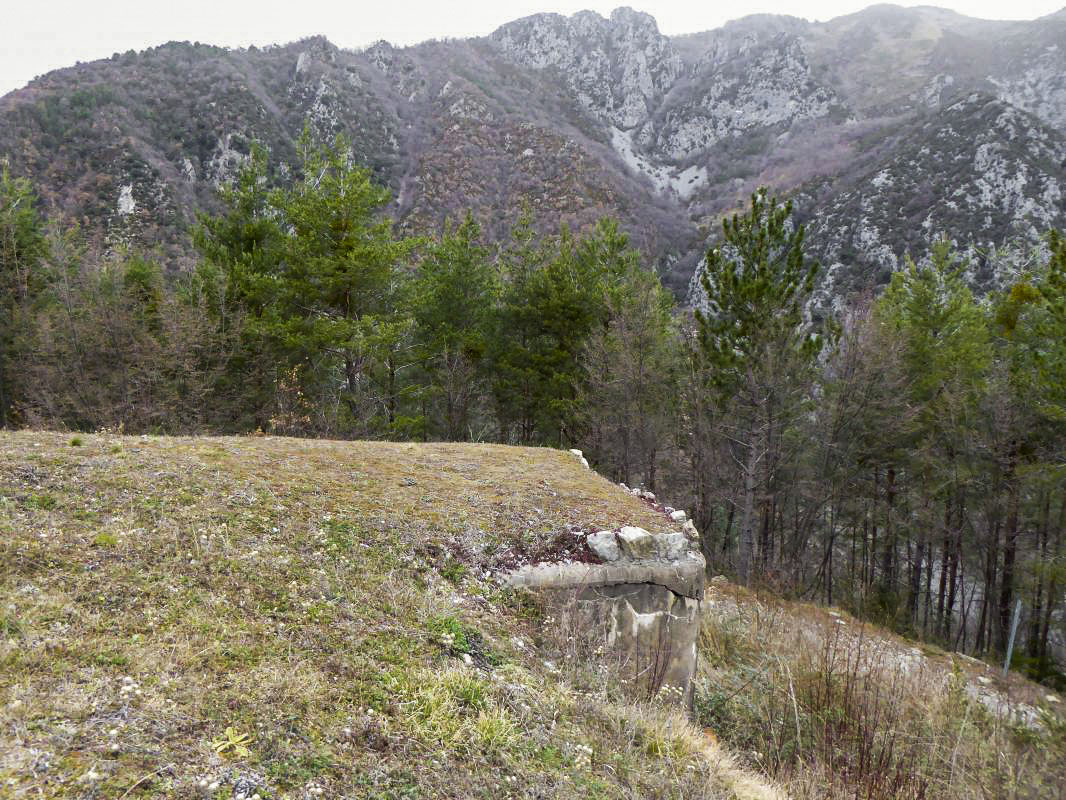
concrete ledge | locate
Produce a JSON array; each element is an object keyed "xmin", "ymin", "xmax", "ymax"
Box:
[{"xmin": 501, "ymin": 551, "xmax": 706, "ymax": 600}]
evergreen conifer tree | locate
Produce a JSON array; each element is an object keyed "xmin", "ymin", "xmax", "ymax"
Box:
[{"xmin": 694, "ymin": 187, "xmax": 826, "ymax": 581}]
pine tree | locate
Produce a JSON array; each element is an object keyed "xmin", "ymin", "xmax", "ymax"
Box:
[
  {"xmin": 193, "ymin": 144, "xmax": 284, "ymax": 430},
  {"xmin": 579, "ymin": 220, "xmax": 679, "ymax": 488},
  {"xmin": 0, "ymin": 163, "xmax": 47, "ymax": 427},
  {"xmin": 694, "ymin": 187, "xmax": 826, "ymax": 582},
  {"xmin": 270, "ymin": 132, "xmax": 414, "ymax": 434},
  {"xmin": 1034, "ymin": 230, "xmax": 1066, "ymax": 422},
  {"xmin": 195, "ymin": 133, "xmax": 414, "ymax": 435},
  {"xmin": 875, "ymin": 240, "xmax": 990, "ymax": 638},
  {"xmin": 412, "ymin": 212, "xmax": 498, "ymax": 440}
]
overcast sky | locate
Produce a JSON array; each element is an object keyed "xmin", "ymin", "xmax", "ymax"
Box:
[{"xmin": 2, "ymin": 0, "xmax": 1064, "ymax": 96}]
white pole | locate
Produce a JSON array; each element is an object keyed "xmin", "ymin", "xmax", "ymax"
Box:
[{"xmin": 1003, "ymin": 598, "xmax": 1022, "ymax": 677}]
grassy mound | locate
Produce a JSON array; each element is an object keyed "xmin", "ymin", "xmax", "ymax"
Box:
[{"xmin": 0, "ymin": 432, "xmax": 776, "ymax": 800}]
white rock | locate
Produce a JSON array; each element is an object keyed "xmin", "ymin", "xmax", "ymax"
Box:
[
  {"xmin": 641, "ymin": 490, "xmax": 656, "ymax": 502},
  {"xmin": 587, "ymin": 530, "xmax": 621, "ymax": 562},
  {"xmin": 116, "ymin": 184, "xmax": 136, "ymax": 216},
  {"xmin": 657, "ymin": 532, "xmax": 687, "ymax": 560},
  {"xmin": 617, "ymin": 526, "xmax": 655, "ymax": 558},
  {"xmin": 682, "ymin": 519, "xmax": 699, "ymax": 538},
  {"xmin": 568, "ymin": 448, "xmax": 583, "ymax": 458},
  {"xmin": 580, "ymin": 457, "xmax": 590, "ymax": 469},
  {"xmin": 669, "ymin": 509, "xmax": 687, "ymax": 523}
]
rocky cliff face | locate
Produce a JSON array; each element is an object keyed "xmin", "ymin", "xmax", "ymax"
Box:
[
  {"xmin": 486, "ymin": 4, "xmax": 1066, "ymax": 299},
  {"xmin": 797, "ymin": 94, "xmax": 1066, "ymax": 307},
  {"xmin": 2, "ymin": 4, "xmax": 1066, "ymax": 298},
  {"xmin": 491, "ymin": 8, "xmax": 681, "ymax": 131}
]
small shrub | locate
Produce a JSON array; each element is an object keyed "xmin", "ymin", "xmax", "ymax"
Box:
[
  {"xmin": 0, "ymin": 613, "xmax": 21, "ymax": 637},
  {"xmin": 69, "ymin": 436, "xmax": 83, "ymax": 446},
  {"xmin": 427, "ymin": 616, "xmax": 501, "ymax": 668},
  {"xmin": 429, "ymin": 615, "xmax": 471, "ymax": 654},
  {"xmin": 212, "ymin": 726, "xmax": 254, "ymax": 759},
  {"xmin": 92, "ymin": 531, "xmax": 119, "ymax": 547},
  {"xmin": 441, "ymin": 558, "xmax": 467, "ymax": 585},
  {"xmin": 27, "ymin": 492, "xmax": 58, "ymax": 511},
  {"xmin": 472, "ymin": 707, "xmax": 518, "ymax": 752}
]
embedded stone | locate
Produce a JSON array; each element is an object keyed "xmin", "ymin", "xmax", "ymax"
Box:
[
  {"xmin": 669, "ymin": 509, "xmax": 687, "ymax": 523},
  {"xmin": 657, "ymin": 532, "xmax": 687, "ymax": 560},
  {"xmin": 587, "ymin": 530, "xmax": 621, "ymax": 562},
  {"xmin": 568, "ymin": 448, "xmax": 583, "ymax": 458},
  {"xmin": 682, "ymin": 519, "xmax": 699, "ymax": 538},
  {"xmin": 617, "ymin": 526, "xmax": 656, "ymax": 559}
]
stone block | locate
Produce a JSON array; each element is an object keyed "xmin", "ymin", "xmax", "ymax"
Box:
[
  {"xmin": 587, "ymin": 530, "xmax": 621, "ymax": 562},
  {"xmin": 617, "ymin": 526, "xmax": 655, "ymax": 558},
  {"xmin": 657, "ymin": 531, "xmax": 687, "ymax": 560}
]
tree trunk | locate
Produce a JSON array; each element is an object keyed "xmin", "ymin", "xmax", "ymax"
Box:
[
  {"xmin": 881, "ymin": 467, "xmax": 897, "ymax": 594},
  {"xmin": 386, "ymin": 354, "xmax": 397, "ymax": 427},
  {"xmin": 738, "ymin": 438, "xmax": 758, "ymax": 583},
  {"xmin": 1028, "ymin": 491, "xmax": 1050, "ymax": 659},
  {"xmin": 937, "ymin": 499, "xmax": 951, "ymax": 637},
  {"xmin": 998, "ymin": 452, "xmax": 1020, "ymax": 652},
  {"xmin": 976, "ymin": 516, "xmax": 1000, "ymax": 655},
  {"xmin": 1037, "ymin": 494, "xmax": 1064, "ymax": 675}
]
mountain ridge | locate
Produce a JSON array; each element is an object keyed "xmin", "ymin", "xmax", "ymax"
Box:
[{"xmin": 3, "ymin": 4, "xmax": 1066, "ymax": 297}]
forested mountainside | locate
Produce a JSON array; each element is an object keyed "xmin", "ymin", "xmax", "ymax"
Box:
[{"xmin": 2, "ymin": 4, "xmax": 1066, "ymax": 296}]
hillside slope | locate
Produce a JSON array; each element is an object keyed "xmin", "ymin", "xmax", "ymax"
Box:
[
  {"xmin": 696, "ymin": 581, "xmax": 1066, "ymax": 799},
  {"xmin": 2, "ymin": 432, "xmax": 1063, "ymax": 798},
  {"xmin": 0, "ymin": 432, "xmax": 777, "ymax": 800}
]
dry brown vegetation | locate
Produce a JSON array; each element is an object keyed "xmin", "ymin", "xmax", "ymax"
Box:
[{"xmin": 695, "ymin": 580, "xmax": 1066, "ymax": 800}]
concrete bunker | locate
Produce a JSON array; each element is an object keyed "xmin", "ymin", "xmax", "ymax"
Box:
[{"xmin": 502, "ymin": 525, "xmax": 705, "ymax": 705}]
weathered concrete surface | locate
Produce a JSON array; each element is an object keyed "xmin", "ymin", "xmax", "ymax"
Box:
[
  {"xmin": 596, "ymin": 581, "xmax": 701, "ymax": 702},
  {"xmin": 502, "ymin": 552, "xmax": 705, "ymax": 599},
  {"xmin": 502, "ymin": 534, "xmax": 705, "ymax": 705}
]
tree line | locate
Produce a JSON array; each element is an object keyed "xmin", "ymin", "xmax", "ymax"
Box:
[{"xmin": 1, "ymin": 135, "xmax": 1063, "ymax": 685}]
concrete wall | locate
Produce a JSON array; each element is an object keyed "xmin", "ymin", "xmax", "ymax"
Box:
[{"xmin": 502, "ymin": 528, "xmax": 706, "ymax": 705}]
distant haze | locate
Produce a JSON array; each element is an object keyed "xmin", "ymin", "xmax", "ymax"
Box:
[{"xmin": 2, "ymin": 1, "xmax": 1064, "ymax": 96}]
